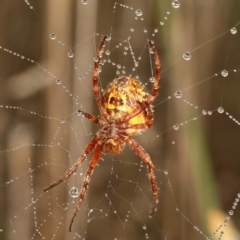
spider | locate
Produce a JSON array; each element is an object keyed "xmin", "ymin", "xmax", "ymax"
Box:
[{"xmin": 44, "ymin": 36, "xmax": 161, "ymax": 232}]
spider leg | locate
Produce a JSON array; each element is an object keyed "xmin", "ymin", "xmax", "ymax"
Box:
[
  {"xmin": 119, "ymin": 123, "xmax": 151, "ymax": 131},
  {"xmin": 149, "ymin": 40, "xmax": 161, "ymax": 102},
  {"xmin": 119, "ymin": 40, "xmax": 161, "ymax": 123},
  {"xmin": 127, "ymin": 137, "xmax": 158, "ymax": 216},
  {"xmin": 44, "ymin": 134, "xmax": 99, "ymax": 192},
  {"xmin": 92, "ymin": 36, "xmax": 111, "ymax": 122},
  {"xmin": 69, "ymin": 143, "xmax": 103, "ymax": 232},
  {"xmin": 77, "ymin": 110, "xmax": 104, "ymax": 126}
]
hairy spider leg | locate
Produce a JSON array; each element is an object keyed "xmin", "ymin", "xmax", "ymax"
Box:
[
  {"xmin": 119, "ymin": 40, "xmax": 161, "ymax": 124},
  {"xmin": 44, "ymin": 134, "xmax": 99, "ymax": 192},
  {"xmin": 128, "ymin": 138, "xmax": 158, "ymax": 216},
  {"xmin": 119, "ymin": 103, "xmax": 154, "ymax": 131},
  {"xmin": 69, "ymin": 143, "xmax": 103, "ymax": 232},
  {"xmin": 92, "ymin": 36, "xmax": 112, "ymax": 123},
  {"xmin": 77, "ymin": 110, "xmax": 103, "ymax": 126},
  {"xmin": 149, "ymin": 40, "xmax": 161, "ymax": 102}
]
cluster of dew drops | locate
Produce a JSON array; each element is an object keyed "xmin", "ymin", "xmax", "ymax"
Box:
[
  {"xmin": 170, "ymin": 89, "xmax": 236, "ymax": 131},
  {"xmin": 207, "ymin": 193, "xmax": 240, "ymax": 240}
]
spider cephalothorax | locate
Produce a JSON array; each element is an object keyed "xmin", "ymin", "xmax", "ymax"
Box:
[{"xmin": 44, "ymin": 36, "xmax": 161, "ymax": 232}]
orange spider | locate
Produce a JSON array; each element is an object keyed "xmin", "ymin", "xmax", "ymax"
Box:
[{"xmin": 44, "ymin": 36, "xmax": 161, "ymax": 232}]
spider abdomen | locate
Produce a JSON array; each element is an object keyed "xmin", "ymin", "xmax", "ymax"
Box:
[{"xmin": 102, "ymin": 76, "xmax": 153, "ymax": 134}]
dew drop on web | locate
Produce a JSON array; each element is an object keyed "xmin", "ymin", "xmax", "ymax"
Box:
[
  {"xmin": 174, "ymin": 91, "xmax": 182, "ymax": 98},
  {"xmin": 173, "ymin": 124, "xmax": 179, "ymax": 130},
  {"xmin": 69, "ymin": 187, "xmax": 80, "ymax": 198},
  {"xmin": 230, "ymin": 27, "xmax": 237, "ymax": 34},
  {"xmin": 221, "ymin": 70, "xmax": 228, "ymax": 77},
  {"xmin": 135, "ymin": 9, "xmax": 143, "ymax": 17},
  {"xmin": 183, "ymin": 52, "xmax": 191, "ymax": 61},
  {"xmin": 202, "ymin": 110, "xmax": 207, "ymax": 115},
  {"xmin": 105, "ymin": 50, "xmax": 110, "ymax": 56},
  {"xmin": 56, "ymin": 79, "xmax": 61, "ymax": 85},
  {"xmin": 50, "ymin": 33, "xmax": 56, "ymax": 40},
  {"xmin": 93, "ymin": 57, "xmax": 99, "ymax": 63},
  {"xmin": 68, "ymin": 51, "xmax": 74, "ymax": 58},
  {"xmin": 229, "ymin": 210, "xmax": 234, "ymax": 216},
  {"xmin": 218, "ymin": 107, "xmax": 224, "ymax": 114},
  {"xmin": 208, "ymin": 111, "xmax": 212, "ymax": 115},
  {"xmin": 172, "ymin": 0, "xmax": 180, "ymax": 8},
  {"xmin": 149, "ymin": 77, "xmax": 155, "ymax": 83}
]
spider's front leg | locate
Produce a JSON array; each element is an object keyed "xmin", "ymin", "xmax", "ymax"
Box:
[
  {"xmin": 120, "ymin": 40, "xmax": 161, "ymax": 123},
  {"xmin": 69, "ymin": 143, "xmax": 103, "ymax": 232},
  {"xmin": 128, "ymin": 138, "xmax": 158, "ymax": 216},
  {"xmin": 92, "ymin": 36, "xmax": 112, "ymax": 123},
  {"xmin": 149, "ymin": 40, "xmax": 161, "ymax": 103}
]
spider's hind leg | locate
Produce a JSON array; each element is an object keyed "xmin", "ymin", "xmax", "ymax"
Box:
[
  {"xmin": 128, "ymin": 138, "xmax": 158, "ymax": 216},
  {"xmin": 44, "ymin": 135, "xmax": 99, "ymax": 192},
  {"xmin": 69, "ymin": 143, "xmax": 103, "ymax": 232}
]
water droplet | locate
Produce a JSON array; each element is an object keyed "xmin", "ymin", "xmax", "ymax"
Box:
[
  {"xmin": 173, "ymin": 124, "xmax": 179, "ymax": 130},
  {"xmin": 202, "ymin": 110, "xmax": 207, "ymax": 115},
  {"xmin": 105, "ymin": 50, "xmax": 110, "ymax": 56},
  {"xmin": 50, "ymin": 33, "xmax": 56, "ymax": 40},
  {"xmin": 135, "ymin": 9, "xmax": 143, "ymax": 17},
  {"xmin": 69, "ymin": 187, "xmax": 79, "ymax": 198},
  {"xmin": 60, "ymin": 119, "xmax": 65, "ymax": 123},
  {"xmin": 183, "ymin": 52, "xmax": 191, "ymax": 61},
  {"xmin": 149, "ymin": 77, "xmax": 155, "ymax": 83},
  {"xmin": 149, "ymin": 47, "xmax": 154, "ymax": 54},
  {"xmin": 106, "ymin": 36, "xmax": 111, "ymax": 41},
  {"xmin": 56, "ymin": 79, "xmax": 61, "ymax": 84},
  {"xmin": 134, "ymin": 62, "xmax": 139, "ymax": 67},
  {"xmin": 218, "ymin": 107, "xmax": 224, "ymax": 114},
  {"xmin": 229, "ymin": 210, "xmax": 234, "ymax": 215},
  {"xmin": 174, "ymin": 91, "xmax": 182, "ymax": 98},
  {"xmin": 172, "ymin": 0, "xmax": 180, "ymax": 8},
  {"xmin": 230, "ymin": 27, "xmax": 237, "ymax": 34},
  {"xmin": 143, "ymin": 225, "xmax": 147, "ymax": 230},
  {"xmin": 68, "ymin": 51, "xmax": 74, "ymax": 58},
  {"xmin": 160, "ymin": 21, "xmax": 164, "ymax": 25},
  {"xmin": 208, "ymin": 111, "xmax": 212, "ymax": 115},
  {"xmin": 130, "ymin": 28, "xmax": 134, "ymax": 32},
  {"xmin": 82, "ymin": 0, "xmax": 87, "ymax": 4},
  {"xmin": 221, "ymin": 70, "xmax": 228, "ymax": 77},
  {"xmin": 154, "ymin": 29, "xmax": 158, "ymax": 33},
  {"xmin": 117, "ymin": 64, "xmax": 121, "ymax": 69},
  {"xmin": 93, "ymin": 57, "xmax": 99, "ymax": 63}
]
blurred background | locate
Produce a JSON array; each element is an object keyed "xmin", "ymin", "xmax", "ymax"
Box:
[{"xmin": 0, "ymin": 0, "xmax": 240, "ymax": 239}]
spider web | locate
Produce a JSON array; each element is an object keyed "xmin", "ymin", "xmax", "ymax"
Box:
[{"xmin": 1, "ymin": 0, "xmax": 240, "ymax": 239}]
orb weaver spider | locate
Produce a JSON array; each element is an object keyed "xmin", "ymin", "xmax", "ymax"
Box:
[{"xmin": 44, "ymin": 36, "xmax": 161, "ymax": 232}]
